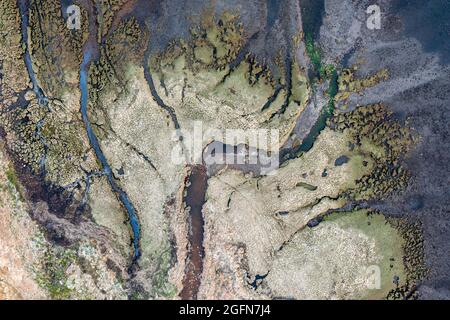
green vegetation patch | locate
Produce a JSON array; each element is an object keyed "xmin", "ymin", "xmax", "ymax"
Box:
[
  {"xmin": 324, "ymin": 210, "xmax": 406, "ymax": 299},
  {"xmin": 305, "ymin": 34, "xmax": 335, "ymax": 80}
]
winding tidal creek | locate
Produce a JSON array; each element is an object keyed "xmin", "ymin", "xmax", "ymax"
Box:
[
  {"xmin": 78, "ymin": 4, "xmax": 141, "ymax": 262},
  {"xmin": 18, "ymin": 0, "xmax": 48, "ymax": 105}
]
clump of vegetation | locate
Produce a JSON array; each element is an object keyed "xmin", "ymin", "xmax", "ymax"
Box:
[
  {"xmin": 6, "ymin": 166, "xmax": 19, "ymax": 189},
  {"xmin": 334, "ymin": 67, "xmax": 389, "ymax": 101},
  {"xmin": 386, "ymin": 218, "xmax": 428, "ymax": 300},
  {"xmin": 332, "ymin": 104, "xmax": 416, "ymax": 199},
  {"xmin": 305, "ymin": 35, "xmax": 321, "ymax": 74},
  {"xmin": 151, "ymin": 11, "xmax": 246, "ymax": 75},
  {"xmin": 28, "ymin": 0, "xmax": 87, "ymax": 98},
  {"xmin": 0, "ymin": 103, "xmax": 47, "ymax": 174},
  {"xmin": 90, "ymin": 16, "xmax": 143, "ymax": 106}
]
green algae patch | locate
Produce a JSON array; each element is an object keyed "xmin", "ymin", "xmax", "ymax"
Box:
[
  {"xmin": 305, "ymin": 34, "xmax": 322, "ymax": 77},
  {"xmin": 6, "ymin": 166, "xmax": 20, "ymax": 191},
  {"xmin": 4, "ymin": 164, "xmax": 25, "ymax": 202},
  {"xmin": 305, "ymin": 34, "xmax": 335, "ymax": 80}
]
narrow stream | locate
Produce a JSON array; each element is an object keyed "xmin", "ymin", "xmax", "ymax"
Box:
[
  {"xmin": 18, "ymin": 0, "xmax": 49, "ymax": 175},
  {"xmin": 78, "ymin": 2, "xmax": 141, "ymax": 262},
  {"xmin": 18, "ymin": 0, "xmax": 48, "ymax": 105}
]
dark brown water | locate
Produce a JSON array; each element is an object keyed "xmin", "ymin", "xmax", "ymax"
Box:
[{"xmin": 180, "ymin": 165, "xmax": 207, "ymax": 300}]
